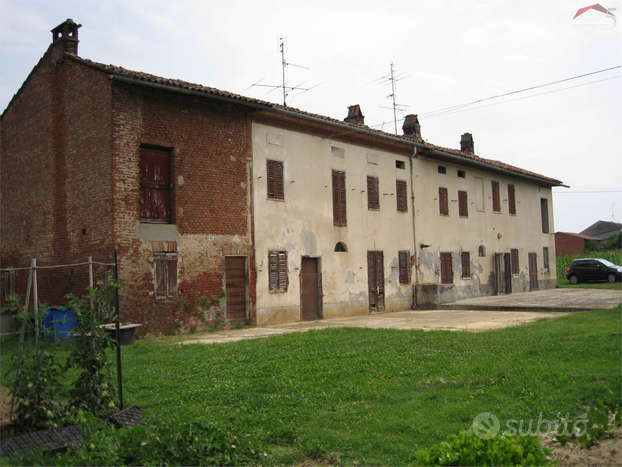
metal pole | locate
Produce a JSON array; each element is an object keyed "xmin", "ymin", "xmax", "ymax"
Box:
[
  {"xmin": 32, "ymin": 259, "xmax": 40, "ymax": 383},
  {"xmin": 113, "ymin": 251, "xmax": 123, "ymax": 410},
  {"xmin": 88, "ymin": 256, "xmax": 94, "ymax": 313}
]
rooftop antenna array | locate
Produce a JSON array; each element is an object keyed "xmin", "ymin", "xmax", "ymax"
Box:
[
  {"xmin": 244, "ymin": 35, "xmax": 319, "ymax": 107},
  {"xmin": 370, "ymin": 63, "xmax": 411, "ymax": 134}
]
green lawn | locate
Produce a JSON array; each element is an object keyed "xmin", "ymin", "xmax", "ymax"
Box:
[
  {"xmin": 556, "ymin": 276, "xmax": 622, "ymax": 290},
  {"xmin": 2, "ymin": 307, "xmax": 621, "ymax": 465}
]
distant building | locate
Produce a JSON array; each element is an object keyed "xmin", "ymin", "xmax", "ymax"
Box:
[
  {"xmin": 580, "ymin": 221, "xmax": 622, "ymax": 240},
  {"xmin": 554, "ymin": 232, "xmax": 603, "ymax": 257}
]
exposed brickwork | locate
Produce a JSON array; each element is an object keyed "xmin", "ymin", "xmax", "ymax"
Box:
[{"xmin": 554, "ymin": 232, "xmax": 602, "ymax": 257}]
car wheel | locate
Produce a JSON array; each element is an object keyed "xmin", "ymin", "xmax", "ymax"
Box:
[
  {"xmin": 569, "ymin": 275, "xmax": 580, "ymax": 285},
  {"xmin": 607, "ymin": 273, "xmax": 617, "ymax": 283}
]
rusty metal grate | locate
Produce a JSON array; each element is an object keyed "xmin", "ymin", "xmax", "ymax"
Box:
[{"xmin": 0, "ymin": 425, "xmax": 82, "ymax": 457}]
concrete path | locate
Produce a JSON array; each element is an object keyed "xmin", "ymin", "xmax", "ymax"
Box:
[{"xmin": 181, "ymin": 289, "xmax": 621, "ymax": 345}]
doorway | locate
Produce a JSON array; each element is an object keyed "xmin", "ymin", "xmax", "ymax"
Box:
[
  {"xmin": 528, "ymin": 253, "xmax": 538, "ymax": 291},
  {"xmin": 367, "ymin": 250, "xmax": 385, "ymax": 313},
  {"xmin": 300, "ymin": 257, "xmax": 322, "ymax": 320},
  {"xmin": 224, "ymin": 256, "xmax": 248, "ymax": 324},
  {"xmin": 494, "ymin": 253, "xmax": 512, "ymax": 295}
]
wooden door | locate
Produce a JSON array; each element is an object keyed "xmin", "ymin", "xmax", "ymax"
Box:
[
  {"xmin": 225, "ymin": 257, "xmax": 247, "ymax": 324},
  {"xmin": 503, "ymin": 252, "xmax": 512, "ymax": 294},
  {"xmin": 300, "ymin": 258, "xmax": 322, "ymax": 321},
  {"xmin": 494, "ymin": 253, "xmax": 504, "ymax": 295},
  {"xmin": 528, "ymin": 253, "xmax": 538, "ymax": 291},
  {"xmin": 367, "ymin": 251, "xmax": 385, "ymax": 313}
]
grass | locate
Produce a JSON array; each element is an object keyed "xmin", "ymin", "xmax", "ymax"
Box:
[
  {"xmin": 557, "ymin": 276, "xmax": 622, "ymax": 290},
  {"xmin": 1, "ymin": 307, "xmax": 621, "ymax": 465}
]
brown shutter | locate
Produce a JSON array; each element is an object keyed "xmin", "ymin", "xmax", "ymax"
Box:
[
  {"xmin": 439, "ymin": 187, "xmax": 449, "ymax": 215},
  {"xmin": 492, "ymin": 181, "xmax": 500, "ymax": 212},
  {"xmin": 458, "ymin": 191, "xmax": 468, "ymax": 217},
  {"xmin": 278, "ymin": 251, "xmax": 288, "ymax": 291},
  {"xmin": 332, "ymin": 170, "xmax": 347, "ymax": 226},
  {"xmin": 167, "ymin": 253, "xmax": 178, "ymax": 296},
  {"xmin": 396, "ymin": 180, "xmax": 407, "ymax": 212},
  {"xmin": 154, "ymin": 254, "xmax": 168, "ymax": 299},
  {"xmin": 276, "ymin": 161, "xmax": 284, "ymax": 200},
  {"xmin": 399, "ymin": 251, "xmax": 410, "ymax": 284},
  {"xmin": 440, "ymin": 252, "xmax": 453, "ymax": 284},
  {"xmin": 140, "ymin": 147, "xmax": 170, "ymax": 222},
  {"xmin": 508, "ymin": 184, "xmax": 516, "ymax": 215},
  {"xmin": 340, "ymin": 172, "xmax": 347, "ymax": 225},
  {"xmin": 376, "ymin": 251, "xmax": 384, "ymax": 312},
  {"xmin": 367, "ymin": 176, "xmax": 379, "ymax": 209},
  {"xmin": 367, "ymin": 251, "xmax": 376, "ymax": 309},
  {"xmin": 461, "ymin": 252, "xmax": 470, "ymax": 278},
  {"xmin": 269, "ymin": 251, "xmax": 278, "ymax": 290},
  {"xmin": 267, "ymin": 160, "xmax": 275, "ymax": 198},
  {"xmin": 511, "ymin": 249, "xmax": 519, "ymax": 274}
]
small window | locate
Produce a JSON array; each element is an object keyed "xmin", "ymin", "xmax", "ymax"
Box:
[
  {"xmin": 396, "ymin": 180, "xmax": 408, "ymax": 213},
  {"xmin": 367, "ymin": 176, "xmax": 379, "ymax": 210},
  {"xmin": 399, "ymin": 251, "xmax": 411, "ymax": 284},
  {"xmin": 267, "ymin": 160, "xmax": 284, "ymax": 200},
  {"xmin": 511, "ymin": 249, "xmax": 519, "ymax": 275},
  {"xmin": 331, "ymin": 146, "xmax": 345, "ymax": 159},
  {"xmin": 440, "ymin": 252, "xmax": 453, "ymax": 284},
  {"xmin": 461, "ymin": 252, "xmax": 471, "ymax": 278},
  {"xmin": 3, "ymin": 270, "xmax": 16, "ymax": 302},
  {"xmin": 458, "ymin": 191, "xmax": 468, "ymax": 217},
  {"xmin": 438, "ymin": 166, "xmax": 447, "ymax": 174},
  {"xmin": 492, "ymin": 181, "xmax": 501, "ymax": 213},
  {"xmin": 439, "ymin": 187, "xmax": 449, "ymax": 216},
  {"xmin": 140, "ymin": 147, "xmax": 171, "ymax": 223},
  {"xmin": 543, "ymin": 247, "xmax": 549, "ymax": 273},
  {"xmin": 334, "ymin": 242, "xmax": 348, "ymax": 252},
  {"xmin": 396, "ymin": 160, "xmax": 406, "ymax": 170},
  {"xmin": 269, "ymin": 251, "xmax": 288, "ymax": 291},
  {"xmin": 508, "ymin": 184, "xmax": 516, "ymax": 215},
  {"xmin": 457, "ymin": 170, "xmax": 466, "ymax": 178},
  {"xmin": 541, "ymin": 198, "xmax": 550, "ymax": 234},
  {"xmin": 154, "ymin": 252, "xmax": 178, "ymax": 300},
  {"xmin": 478, "ymin": 246, "xmax": 486, "ymax": 257},
  {"xmin": 332, "ymin": 170, "xmax": 347, "ymax": 226}
]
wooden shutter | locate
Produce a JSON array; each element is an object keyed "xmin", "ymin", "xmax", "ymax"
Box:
[
  {"xmin": 332, "ymin": 170, "xmax": 347, "ymax": 226},
  {"xmin": 267, "ymin": 160, "xmax": 284, "ymax": 200},
  {"xmin": 269, "ymin": 251, "xmax": 278, "ymax": 291},
  {"xmin": 492, "ymin": 181, "xmax": 500, "ymax": 212},
  {"xmin": 439, "ymin": 187, "xmax": 449, "ymax": 216},
  {"xmin": 399, "ymin": 251, "xmax": 410, "ymax": 284},
  {"xmin": 269, "ymin": 251, "xmax": 287, "ymax": 291},
  {"xmin": 461, "ymin": 252, "xmax": 470, "ymax": 278},
  {"xmin": 278, "ymin": 251, "xmax": 287, "ymax": 291},
  {"xmin": 376, "ymin": 251, "xmax": 384, "ymax": 312},
  {"xmin": 508, "ymin": 184, "xmax": 516, "ymax": 215},
  {"xmin": 367, "ymin": 176, "xmax": 379, "ymax": 210},
  {"xmin": 140, "ymin": 147, "xmax": 171, "ymax": 223},
  {"xmin": 440, "ymin": 252, "xmax": 453, "ymax": 284},
  {"xmin": 396, "ymin": 180, "xmax": 407, "ymax": 212},
  {"xmin": 154, "ymin": 253, "xmax": 168, "ymax": 300},
  {"xmin": 458, "ymin": 191, "xmax": 468, "ymax": 217},
  {"xmin": 511, "ymin": 249, "xmax": 519, "ymax": 274},
  {"xmin": 166, "ymin": 253, "xmax": 178, "ymax": 297},
  {"xmin": 367, "ymin": 251, "xmax": 376, "ymax": 309}
]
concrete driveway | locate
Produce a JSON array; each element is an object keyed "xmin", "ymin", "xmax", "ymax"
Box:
[{"xmin": 181, "ymin": 288, "xmax": 620, "ymax": 345}]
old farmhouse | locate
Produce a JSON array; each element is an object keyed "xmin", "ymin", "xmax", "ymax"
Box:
[{"xmin": 1, "ymin": 20, "xmax": 564, "ymax": 333}]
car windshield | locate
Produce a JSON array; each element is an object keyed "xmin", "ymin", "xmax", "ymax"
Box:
[{"xmin": 597, "ymin": 259, "xmax": 616, "ymax": 267}]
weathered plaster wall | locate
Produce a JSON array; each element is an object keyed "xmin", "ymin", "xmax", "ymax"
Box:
[
  {"xmin": 252, "ymin": 123, "xmax": 414, "ymax": 324},
  {"xmin": 412, "ymin": 154, "xmax": 556, "ymax": 300}
]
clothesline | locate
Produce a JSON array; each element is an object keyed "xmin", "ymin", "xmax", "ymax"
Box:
[{"xmin": 0, "ymin": 261, "xmax": 115, "ymax": 272}]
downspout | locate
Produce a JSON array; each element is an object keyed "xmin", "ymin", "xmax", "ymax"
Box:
[{"xmin": 409, "ymin": 146, "xmax": 418, "ymax": 309}]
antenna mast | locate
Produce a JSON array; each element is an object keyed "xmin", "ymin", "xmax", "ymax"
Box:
[
  {"xmin": 370, "ymin": 63, "xmax": 411, "ymax": 135},
  {"xmin": 389, "ymin": 63, "xmax": 398, "ymax": 134},
  {"xmin": 280, "ymin": 37, "xmax": 287, "ymax": 106}
]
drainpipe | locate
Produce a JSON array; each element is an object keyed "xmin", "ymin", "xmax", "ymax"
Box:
[{"xmin": 409, "ymin": 146, "xmax": 418, "ymax": 309}]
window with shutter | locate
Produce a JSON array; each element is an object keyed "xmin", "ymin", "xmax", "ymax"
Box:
[
  {"xmin": 399, "ymin": 250, "xmax": 411, "ymax": 284},
  {"xmin": 267, "ymin": 160, "xmax": 284, "ymax": 200},
  {"xmin": 332, "ymin": 170, "xmax": 347, "ymax": 226},
  {"xmin": 461, "ymin": 252, "xmax": 471, "ymax": 278},
  {"xmin": 492, "ymin": 181, "xmax": 501, "ymax": 213},
  {"xmin": 458, "ymin": 191, "xmax": 468, "ymax": 217},
  {"xmin": 269, "ymin": 250, "xmax": 288, "ymax": 291},
  {"xmin": 511, "ymin": 249, "xmax": 519, "ymax": 274},
  {"xmin": 367, "ymin": 176, "xmax": 379, "ymax": 210},
  {"xmin": 140, "ymin": 147, "xmax": 171, "ymax": 223},
  {"xmin": 154, "ymin": 252, "xmax": 178, "ymax": 300},
  {"xmin": 396, "ymin": 180, "xmax": 407, "ymax": 212},
  {"xmin": 508, "ymin": 184, "xmax": 516, "ymax": 215},
  {"xmin": 439, "ymin": 187, "xmax": 449, "ymax": 216},
  {"xmin": 440, "ymin": 252, "xmax": 453, "ymax": 284}
]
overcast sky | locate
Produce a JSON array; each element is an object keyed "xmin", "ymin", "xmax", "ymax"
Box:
[{"xmin": 1, "ymin": 0, "xmax": 621, "ymax": 234}]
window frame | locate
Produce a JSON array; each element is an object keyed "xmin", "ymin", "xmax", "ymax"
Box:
[
  {"xmin": 332, "ymin": 170, "xmax": 347, "ymax": 226},
  {"xmin": 267, "ymin": 159, "xmax": 285, "ymax": 200},
  {"xmin": 399, "ymin": 250, "xmax": 411, "ymax": 284},
  {"xmin": 440, "ymin": 252, "xmax": 453, "ymax": 284},
  {"xmin": 541, "ymin": 198, "xmax": 550, "ymax": 234},
  {"xmin": 153, "ymin": 252, "xmax": 178, "ymax": 300},
  {"xmin": 461, "ymin": 252, "xmax": 471, "ymax": 279},
  {"xmin": 492, "ymin": 181, "xmax": 501, "ymax": 213},
  {"xmin": 396, "ymin": 180, "xmax": 408, "ymax": 213},
  {"xmin": 511, "ymin": 249, "xmax": 519, "ymax": 275},
  {"xmin": 508, "ymin": 184, "xmax": 516, "ymax": 215},
  {"xmin": 367, "ymin": 176, "xmax": 380, "ymax": 210},
  {"xmin": 439, "ymin": 187, "xmax": 449, "ymax": 216},
  {"xmin": 543, "ymin": 247, "xmax": 549, "ymax": 273},
  {"xmin": 458, "ymin": 190, "xmax": 468, "ymax": 218},
  {"xmin": 140, "ymin": 146, "xmax": 172, "ymax": 224},
  {"xmin": 269, "ymin": 250, "xmax": 288, "ymax": 292}
]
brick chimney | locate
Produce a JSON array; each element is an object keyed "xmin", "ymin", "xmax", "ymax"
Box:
[
  {"xmin": 460, "ymin": 133, "xmax": 474, "ymax": 154},
  {"xmin": 344, "ymin": 105, "xmax": 365, "ymax": 125},
  {"xmin": 402, "ymin": 114, "xmax": 421, "ymax": 139},
  {"xmin": 50, "ymin": 19, "xmax": 81, "ymax": 60}
]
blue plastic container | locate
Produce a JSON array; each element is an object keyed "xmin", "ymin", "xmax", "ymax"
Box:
[
  {"xmin": 52, "ymin": 307, "xmax": 76, "ymax": 340},
  {"xmin": 43, "ymin": 309, "xmax": 55, "ymax": 341}
]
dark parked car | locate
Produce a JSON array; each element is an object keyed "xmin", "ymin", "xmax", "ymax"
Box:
[{"xmin": 566, "ymin": 258, "xmax": 622, "ymax": 284}]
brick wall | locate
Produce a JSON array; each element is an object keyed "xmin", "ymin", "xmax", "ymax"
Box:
[{"xmin": 555, "ymin": 233, "xmax": 586, "ymax": 257}]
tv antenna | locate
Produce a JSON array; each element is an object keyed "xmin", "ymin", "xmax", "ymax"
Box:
[
  {"xmin": 370, "ymin": 62, "xmax": 411, "ymax": 134},
  {"xmin": 243, "ymin": 35, "xmax": 320, "ymax": 106}
]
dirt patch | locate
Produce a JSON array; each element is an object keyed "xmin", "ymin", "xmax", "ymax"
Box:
[{"xmin": 540, "ymin": 425, "xmax": 622, "ymax": 466}]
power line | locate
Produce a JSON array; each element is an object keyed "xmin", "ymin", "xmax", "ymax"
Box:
[{"xmin": 553, "ymin": 190, "xmax": 622, "ymax": 194}]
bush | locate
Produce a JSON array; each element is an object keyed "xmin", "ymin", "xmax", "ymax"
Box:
[{"xmin": 414, "ymin": 429, "xmax": 556, "ymax": 466}]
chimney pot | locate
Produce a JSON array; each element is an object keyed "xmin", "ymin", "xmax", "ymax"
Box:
[
  {"xmin": 460, "ymin": 133, "xmax": 475, "ymax": 154},
  {"xmin": 402, "ymin": 114, "xmax": 421, "ymax": 139},
  {"xmin": 50, "ymin": 19, "xmax": 81, "ymax": 57},
  {"xmin": 344, "ymin": 104, "xmax": 365, "ymax": 125}
]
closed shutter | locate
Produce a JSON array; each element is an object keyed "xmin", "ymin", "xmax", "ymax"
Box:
[
  {"xmin": 140, "ymin": 147, "xmax": 171, "ymax": 223},
  {"xmin": 399, "ymin": 250, "xmax": 410, "ymax": 284},
  {"xmin": 376, "ymin": 251, "xmax": 384, "ymax": 312},
  {"xmin": 367, "ymin": 176, "xmax": 379, "ymax": 210},
  {"xmin": 508, "ymin": 184, "xmax": 516, "ymax": 215},
  {"xmin": 154, "ymin": 253, "xmax": 168, "ymax": 299},
  {"xmin": 278, "ymin": 251, "xmax": 288, "ymax": 290},
  {"xmin": 166, "ymin": 253, "xmax": 178, "ymax": 296},
  {"xmin": 269, "ymin": 251, "xmax": 278, "ymax": 290},
  {"xmin": 332, "ymin": 170, "xmax": 347, "ymax": 226},
  {"xmin": 461, "ymin": 252, "xmax": 470, "ymax": 278},
  {"xmin": 267, "ymin": 160, "xmax": 284, "ymax": 200},
  {"xmin": 458, "ymin": 191, "xmax": 468, "ymax": 217},
  {"xmin": 439, "ymin": 187, "xmax": 449, "ymax": 215},
  {"xmin": 269, "ymin": 251, "xmax": 288, "ymax": 291},
  {"xmin": 492, "ymin": 181, "xmax": 500, "ymax": 212},
  {"xmin": 440, "ymin": 252, "xmax": 453, "ymax": 284},
  {"xmin": 396, "ymin": 180, "xmax": 407, "ymax": 212},
  {"xmin": 367, "ymin": 251, "xmax": 376, "ymax": 309},
  {"xmin": 511, "ymin": 249, "xmax": 519, "ymax": 274}
]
